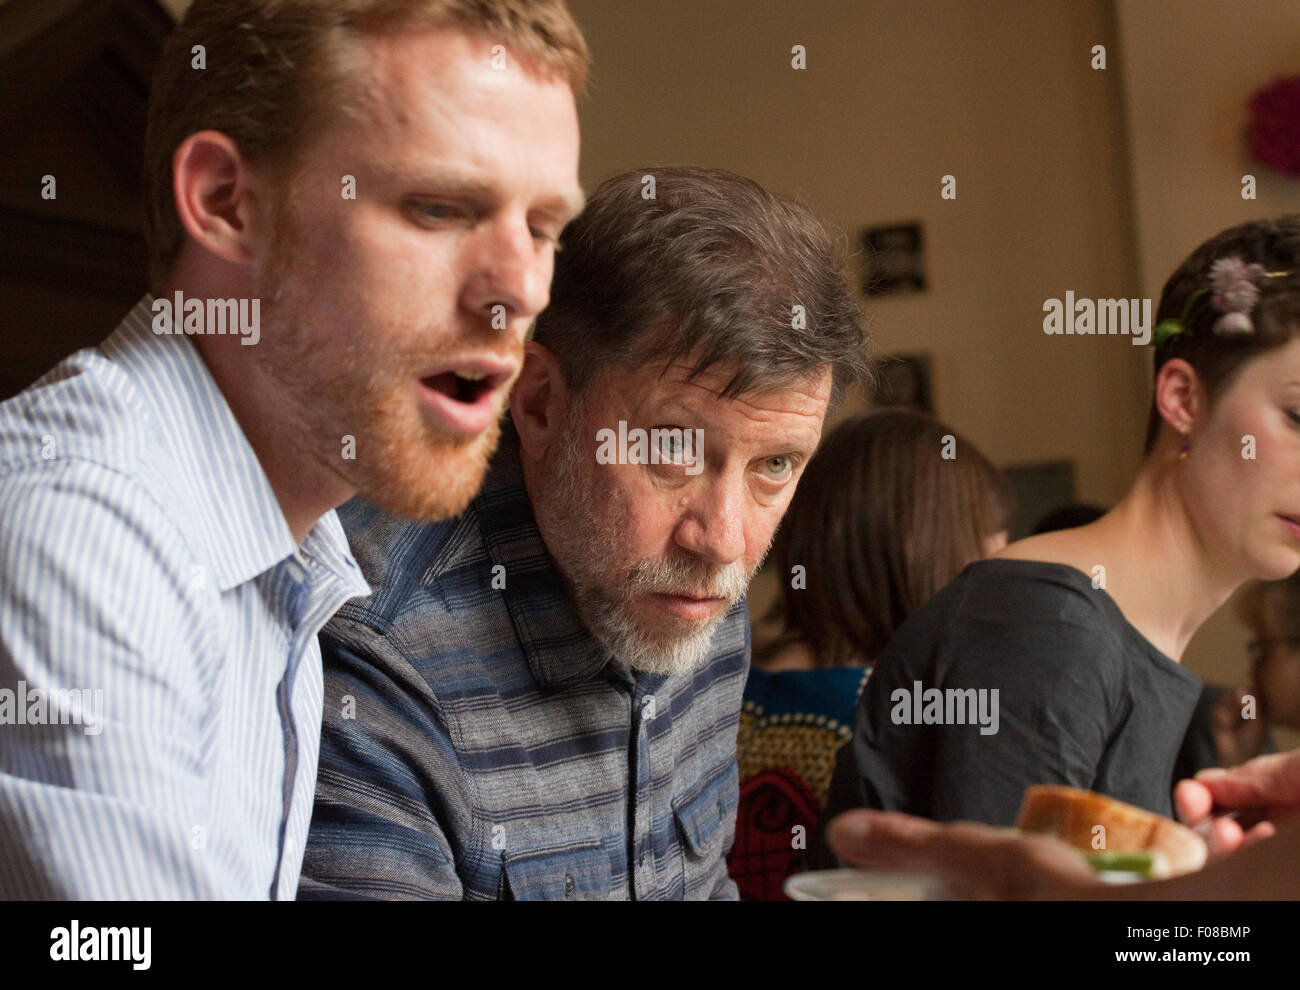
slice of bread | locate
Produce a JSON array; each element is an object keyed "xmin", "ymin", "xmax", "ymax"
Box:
[{"xmin": 1016, "ymin": 785, "xmax": 1207, "ymax": 877}]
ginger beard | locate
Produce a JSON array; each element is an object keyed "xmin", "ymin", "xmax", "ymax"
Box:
[
  {"xmin": 533, "ymin": 401, "xmax": 756, "ymax": 677},
  {"xmin": 249, "ymin": 200, "xmax": 506, "ymax": 523}
]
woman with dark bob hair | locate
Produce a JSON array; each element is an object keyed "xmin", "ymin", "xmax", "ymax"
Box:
[
  {"xmin": 839, "ymin": 215, "xmax": 1300, "ymax": 828},
  {"xmin": 728, "ymin": 408, "xmax": 1012, "ymax": 898}
]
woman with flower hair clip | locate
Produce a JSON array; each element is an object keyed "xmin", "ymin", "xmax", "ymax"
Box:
[{"xmin": 833, "ymin": 216, "xmax": 1300, "ymax": 835}]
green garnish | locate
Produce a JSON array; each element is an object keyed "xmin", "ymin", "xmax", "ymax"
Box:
[{"xmin": 1087, "ymin": 851, "xmax": 1155, "ymax": 877}]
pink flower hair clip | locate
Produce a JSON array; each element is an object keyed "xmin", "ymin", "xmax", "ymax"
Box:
[
  {"xmin": 1153, "ymin": 256, "xmax": 1292, "ymax": 346},
  {"xmin": 1208, "ymin": 257, "xmax": 1268, "ymax": 334}
]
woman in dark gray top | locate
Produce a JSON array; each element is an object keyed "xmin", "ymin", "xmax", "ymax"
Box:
[
  {"xmin": 842, "ymin": 215, "xmax": 1300, "ymax": 826},
  {"xmin": 851, "ymin": 558, "xmax": 1201, "ymax": 823}
]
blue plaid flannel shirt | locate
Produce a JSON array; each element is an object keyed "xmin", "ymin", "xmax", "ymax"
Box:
[{"xmin": 300, "ymin": 423, "xmax": 748, "ymax": 900}]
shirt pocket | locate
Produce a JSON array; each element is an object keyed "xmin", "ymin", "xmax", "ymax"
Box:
[
  {"xmin": 672, "ymin": 761, "xmax": 740, "ymax": 898},
  {"xmin": 501, "ymin": 836, "xmax": 612, "ymax": 901}
]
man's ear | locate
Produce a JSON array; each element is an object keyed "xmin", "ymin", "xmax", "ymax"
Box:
[
  {"xmin": 511, "ymin": 341, "xmax": 570, "ymax": 459},
  {"xmin": 171, "ymin": 129, "xmax": 265, "ymax": 268},
  {"xmin": 1153, "ymin": 358, "xmax": 1203, "ymax": 437}
]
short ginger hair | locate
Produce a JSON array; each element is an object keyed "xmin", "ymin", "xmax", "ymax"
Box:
[{"xmin": 142, "ymin": 0, "xmax": 589, "ymax": 289}]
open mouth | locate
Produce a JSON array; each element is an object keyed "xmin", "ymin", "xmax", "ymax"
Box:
[
  {"xmin": 416, "ymin": 359, "xmax": 517, "ymax": 437},
  {"xmin": 421, "ymin": 369, "xmax": 496, "ymax": 405}
]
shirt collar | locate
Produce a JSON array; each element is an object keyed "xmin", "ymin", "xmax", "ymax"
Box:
[
  {"xmin": 101, "ymin": 296, "xmax": 368, "ymax": 599},
  {"xmin": 475, "ymin": 420, "xmax": 618, "ymax": 690}
]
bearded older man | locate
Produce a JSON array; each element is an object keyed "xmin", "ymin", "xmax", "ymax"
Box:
[{"xmin": 299, "ymin": 166, "xmax": 869, "ymax": 900}]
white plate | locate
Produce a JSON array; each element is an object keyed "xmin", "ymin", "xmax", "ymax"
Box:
[
  {"xmin": 784, "ymin": 868, "xmax": 948, "ymax": 901},
  {"xmin": 1095, "ymin": 870, "xmax": 1146, "ymax": 885}
]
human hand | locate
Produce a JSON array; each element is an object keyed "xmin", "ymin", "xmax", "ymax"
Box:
[
  {"xmin": 1174, "ymin": 750, "xmax": 1300, "ymax": 857},
  {"xmin": 825, "ymin": 809, "xmax": 1102, "ymax": 900}
]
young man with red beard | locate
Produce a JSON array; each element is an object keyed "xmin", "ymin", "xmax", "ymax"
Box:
[
  {"xmin": 301, "ymin": 166, "xmax": 869, "ymax": 899},
  {"xmin": 0, "ymin": 0, "xmax": 586, "ymax": 899}
]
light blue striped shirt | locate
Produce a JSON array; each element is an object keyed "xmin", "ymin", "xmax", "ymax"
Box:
[{"xmin": 0, "ymin": 297, "xmax": 370, "ymax": 899}]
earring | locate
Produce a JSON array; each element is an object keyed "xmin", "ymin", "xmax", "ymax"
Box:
[{"xmin": 1178, "ymin": 433, "xmax": 1191, "ymax": 461}]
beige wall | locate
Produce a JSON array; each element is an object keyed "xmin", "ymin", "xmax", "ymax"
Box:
[
  {"xmin": 570, "ymin": 0, "xmax": 1146, "ymax": 504},
  {"xmin": 1118, "ymin": 0, "xmax": 1300, "ymax": 298}
]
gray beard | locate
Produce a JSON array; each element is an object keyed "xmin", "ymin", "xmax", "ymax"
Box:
[
  {"xmin": 531, "ymin": 406, "xmax": 750, "ymax": 678},
  {"xmin": 580, "ymin": 567, "xmax": 735, "ymax": 678}
]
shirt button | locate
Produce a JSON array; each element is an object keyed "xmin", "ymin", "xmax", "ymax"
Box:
[{"xmin": 564, "ymin": 874, "xmax": 575, "ymax": 896}]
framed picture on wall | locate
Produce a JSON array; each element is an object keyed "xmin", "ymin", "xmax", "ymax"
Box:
[
  {"xmin": 859, "ymin": 221, "xmax": 926, "ymax": 296},
  {"xmin": 871, "ymin": 352, "xmax": 933, "ymax": 412}
]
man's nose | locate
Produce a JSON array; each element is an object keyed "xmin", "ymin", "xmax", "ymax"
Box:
[
  {"xmin": 674, "ymin": 478, "xmax": 746, "ymax": 569},
  {"xmin": 460, "ymin": 218, "xmax": 553, "ymax": 327}
]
